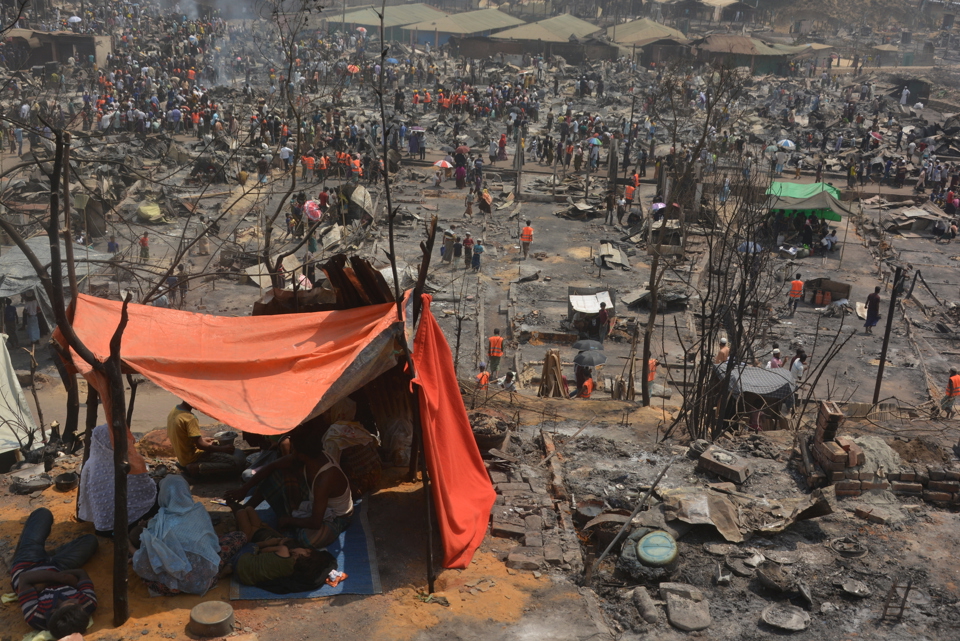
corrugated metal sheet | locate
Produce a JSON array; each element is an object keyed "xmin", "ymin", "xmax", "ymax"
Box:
[
  {"xmin": 492, "ymin": 13, "xmax": 600, "ymax": 42},
  {"xmin": 332, "ymin": 3, "xmax": 448, "ymax": 28},
  {"xmin": 405, "ymin": 9, "xmax": 524, "ymax": 35},
  {"xmin": 694, "ymin": 35, "xmax": 789, "ymax": 57}
]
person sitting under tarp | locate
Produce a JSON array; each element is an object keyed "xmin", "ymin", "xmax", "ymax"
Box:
[
  {"xmin": 224, "ymin": 424, "xmax": 353, "ymax": 550},
  {"xmin": 11, "ymin": 508, "xmax": 98, "ymax": 637},
  {"xmin": 167, "ymin": 400, "xmax": 246, "ymax": 479},
  {"xmin": 218, "ymin": 505, "xmax": 336, "ymax": 593}
]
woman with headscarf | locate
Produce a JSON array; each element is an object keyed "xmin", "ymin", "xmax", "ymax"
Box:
[
  {"xmin": 132, "ymin": 476, "xmax": 227, "ymax": 596},
  {"xmin": 497, "ymin": 134, "xmax": 508, "ymax": 161},
  {"xmin": 78, "ymin": 424, "xmax": 158, "ymax": 537}
]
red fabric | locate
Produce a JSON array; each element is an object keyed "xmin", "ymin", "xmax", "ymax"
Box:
[
  {"xmin": 56, "ymin": 294, "xmax": 399, "ymax": 436},
  {"xmin": 412, "ymin": 296, "xmax": 496, "ymax": 568}
]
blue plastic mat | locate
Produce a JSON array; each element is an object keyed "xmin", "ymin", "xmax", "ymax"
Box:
[{"xmin": 230, "ymin": 499, "xmax": 381, "ymax": 600}]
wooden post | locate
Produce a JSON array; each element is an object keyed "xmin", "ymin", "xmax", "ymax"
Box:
[
  {"xmin": 873, "ymin": 266, "xmax": 903, "ymax": 405},
  {"xmin": 62, "ymin": 135, "xmax": 78, "ymax": 299}
]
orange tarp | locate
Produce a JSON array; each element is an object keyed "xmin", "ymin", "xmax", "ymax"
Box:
[
  {"xmin": 412, "ymin": 296, "xmax": 496, "ymax": 568},
  {"xmin": 56, "ymin": 293, "xmax": 495, "ymax": 568},
  {"xmin": 58, "ymin": 294, "xmax": 401, "ymax": 435}
]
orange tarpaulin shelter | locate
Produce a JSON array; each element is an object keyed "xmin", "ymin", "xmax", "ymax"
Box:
[{"xmin": 55, "ymin": 293, "xmax": 494, "ymax": 569}]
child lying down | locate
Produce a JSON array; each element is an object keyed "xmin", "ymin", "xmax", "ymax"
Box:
[{"xmin": 222, "ymin": 506, "xmax": 336, "ymax": 591}]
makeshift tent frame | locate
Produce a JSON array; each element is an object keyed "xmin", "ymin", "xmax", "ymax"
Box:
[
  {"xmin": 766, "ymin": 182, "xmax": 853, "ymax": 223},
  {"xmin": 54, "ymin": 261, "xmax": 495, "ymax": 576},
  {"xmin": 713, "ymin": 362, "xmax": 796, "ymax": 430}
]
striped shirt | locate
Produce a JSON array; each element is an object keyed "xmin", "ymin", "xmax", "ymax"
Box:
[{"xmin": 12, "ymin": 562, "xmax": 97, "ymax": 630}]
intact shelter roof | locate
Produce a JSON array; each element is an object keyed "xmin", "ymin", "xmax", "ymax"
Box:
[
  {"xmin": 334, "ymin": 3, "xmax": 447, "ymax": 28},
  {"xmin": 405, "ymin": 8, "xmax": 524, "ymax": 35},
  {"xmin": 57, "ymin": 293, "xmax": 495, "ymax": 569},
  {"xmin": 767, "ymin": 183, "xmax": 852, "ymax": 222},
  {"xmin": 492, "ymin": 13, "xmax": 600, "ymax": 42},
  {"xmin": 715, "ymin": 362, "xmax": 796, "ymax": 400},
  {"xmin": 607, "ymin": 18, "xmax": 687, "ymax": 46}
]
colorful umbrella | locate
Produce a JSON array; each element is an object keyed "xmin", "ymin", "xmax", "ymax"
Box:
[
  {"xmin": 778, "ymin": 139, "xmax": 795, "ymax": 149},
  {"xmin": 870, "ymin": 131, "xmax": 883, "ymax": 140},
  {"xmin": 587, "ymin": 137, "xmax": 602, "ymax": 145},
  {"xmin": 456, "ymin": 145, "xmax": 470, "ymax": 154},
  {"xmin": 356, "ymin": 27, "xmax": 367, "ymax": 33},
  {"xmin": 651, "ymin": 202, "xmax": 667, "ymax": 211},
  {"xmin": 304, "ymin": 200, "xmax": 321, "ymax": 222},
  {"xmin": 385, "ymin": 58, "xmax": 399, "ymax": 64},
  {"xmin": 434, "ymin": 160, "xmax": 453, "ymax": 168},
  {"xmin": 346, "ymin": 64, "xmax": 360, "ymax": 74}
]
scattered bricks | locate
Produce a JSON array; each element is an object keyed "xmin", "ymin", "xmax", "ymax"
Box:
[
  {"xmin": 928, "ymin": 480, "xmax": 960, "ymax": 493},
  {"xmin": 490, "ymin": 471, "xmax": 509, "ymax": 484},
  {"xmin": 497, "ymin": 482, "xmax": 532, "ymax": 492},
  {"xmin": 946, "ymin": 470, "xmax": 960, "ymax": 482},
  {"xmin": 892, "ymin": 482, "xmax": 923, "ymax": 494},
  {"xmin": 848, "ymin": 444, "xmax": 866, "ymax": 467},
  {"xmin": 887, "ymin": 472, "xmax": 901, "ymax": 482},
  {"xmin": 491, "ymin": 521, "xmax": 527, "ymax": 539},
  {"xmin": 835, "ymin": 489, "xmax": 862, "ymax": 497},
  {"xmin": 543, "ymin": 543, "xmax": 563, "ymax": 565},
  {"xmin": 899, "ymin": 471, "xmax": 916, "ymax": 482},
  {"xmin": 844, "ymin": 470, "xmax": 860, "ymax": 479},
  {"xmin": 696, "ymin": 446, "xmax": 754, "ymax": 484},
  {"xmin": 855, "ymin": 507, "xmax": 888, "ymax": 525},
  {"xmin": 524, "ymin": 515, "xmax": 544, "ymax": 531},
  {"xmin": 861, "ymin": 481, "xmax": 890, "ymax": 491},
  {"xmin": 858, "ymin": 472, "xmax": 875, "ymax": 482},
  {"xmin": 928, "ymin": 467, "xmax": 946, "ymax": 482},
  {"xmin": 506, "ymin": 547, "xmax": 543, "ymax": 571},
  {"xmin": 923, "ymin": 491, "xmax": 953, "ymax": 503},
  {"xmin": 914, "ymin": 467, "xmax": 930, "ymax": 486},
  {"xmin": 953, "ymin": 493, "xmax": 960, "ymax": 505},
  {"xmin": 835, "ymin": 480, "xmax": 861, "ymax": 492},
  {"xmin": 831, "ymin": 471, "xmax": 846, "ymax": 482},
  {"xmin": 524, "ymin": 532, "xmax": 544, "ymax": 548},
  {"xmin": 822, "ymin": 441, "xmax": 848, "ymax": 463},
  {"xmin": 835, "ymin": 435, "xmax": 855, "ymax": 451}
]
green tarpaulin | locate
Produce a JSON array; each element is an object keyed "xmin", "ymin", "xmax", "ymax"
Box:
[
  {"xmin": 766, "ymin": 182, "xmax": 841, "ymax": 199},
  {"xmin": 766, "ymin": 182, "xmax": 849, "ymax": 222}
]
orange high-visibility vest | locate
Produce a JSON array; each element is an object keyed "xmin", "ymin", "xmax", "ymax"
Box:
[
  {"xmin": 302, "ymin": 156, "xmax": 315, "ymax": 170},
  {"xmin": 624, "ymin": 185, "xmax": 635, "ymax": 201},
  {"xmin": 948, "ymin": 374, "xmax": 960, "ymax": 397},
  {"xmin": 476, "ymin": 371, "xmax": 489, "ymax": 389},
  {"xmin": 520, "ymin": 226, "xmax": 533, "ymax": 243},
  {"xmin": 318, "ymin": 155, "xmax": 329, "ymax": 170},
  {"xmin": 352, "ymin": 158, "xmax": 362, "ymax": 176},
  {"xmin": 424, "ymin": 92, "xmax": 432, "ymax": 103},
  {"xmin": 488, "ymin": 336, "xmax": 504, "ymax": 357},
  {"xmin": 633, "ymin": 173, "xmax": 640, "ymax": 187},
  {"xmin": 647, "ymin": 359, "xmax": 657, "ymax": 383},
  {"xmin": 789, "ymin": 280, "xmax": 804, "ymax": 299},
  {"xmin": 581, "ymin": 378, "xmax": 594, "ymax": 399}
]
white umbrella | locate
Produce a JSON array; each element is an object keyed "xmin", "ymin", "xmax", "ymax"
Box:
[
  {"xmin": 68, "ymin": 15, "xmax": 82, "ymax": 23},
  {"xmin": 778, "ymin": 139, "xmax": 796, "ymax": 149}
]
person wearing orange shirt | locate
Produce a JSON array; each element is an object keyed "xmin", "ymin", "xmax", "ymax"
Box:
[
  {"xmin": 624, "ymin": 184, "xmax": 635, "ymax": 214},
  {"xmin": 424, "ymin": 91, "xmax": 432, "ymax": 109},
  {"xmin": 788, "ymin": 273, "xmax": 804, "ymax": 317},
  {"xmin": 575, "ymin": 369, "xmax": 595, "ymax": 399},
  {"xmin": 301, "ymin": 154, "xmax": 315, "ymax": 179},
  {"xmin": 317, "ymin": 153, "xmax": 329, "ymax": 181},
  {"xmin": 520, "ymin": 220, "xmax": 534, "ymax": 260},
  {"xmin": 351, "ymin": 156, "xmax": 362, "ymax": 182},
  {"xmin": 941, "ymin": 368, "xmax": 960, "ymax": 419},
  {"xmin": 476, "ymin": 363, "xmax": 490, "ymax": 390},
  {"xmin": 487, "ymin": 328, "xmax": 504, "ymax": 376}
]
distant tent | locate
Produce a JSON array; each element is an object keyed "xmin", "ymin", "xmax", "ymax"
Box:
[{"xmin": 766, "ymin": 182, "xmax": 852, "ymax": 222}]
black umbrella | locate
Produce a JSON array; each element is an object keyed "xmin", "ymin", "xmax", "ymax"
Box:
[
  {"xmin": 574, "ymin": 350, "xmax": 607, "ymax": 367},
  {"xmin": 573, "ymin": 339, "xmax": 604, "ymax": 352}
]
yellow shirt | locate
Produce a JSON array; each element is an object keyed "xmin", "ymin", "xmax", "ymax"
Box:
[{"xmin": 167, "ymin": 407, "xmax": 202, "ymax": 465}]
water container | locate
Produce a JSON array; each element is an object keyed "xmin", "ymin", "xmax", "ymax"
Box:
[
  {"xmin": 814, "ymin": 291, "xmax": 823, "ymax": 305},
  {"xmin": 823, "ymin": 291, "xmax": 832, "ymax": 305}
]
